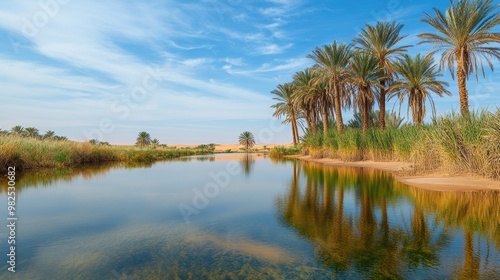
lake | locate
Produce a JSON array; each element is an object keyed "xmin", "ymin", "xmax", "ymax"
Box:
[{"xmin": 1, "ymin": 154, "xmax": 499, "ymax": 279}]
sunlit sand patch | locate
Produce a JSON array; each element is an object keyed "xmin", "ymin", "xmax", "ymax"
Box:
[{"xmin": 186, "ymin": 232, "xmax": 295, "ymax": 263}]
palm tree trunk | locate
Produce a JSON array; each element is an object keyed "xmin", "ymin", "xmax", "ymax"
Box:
[
  {"xmin": 291, "ymin": 113, "xmax": 298, "ymax": 145},
  {"xmin": 322, "ymin": 105, "xmax": 329, "ymax": 135},
  {"xmin": 379, "ymin": 80, "xmax": 386, "ymax": 129},
  {"xmin": 362, "ymin": 103, "xmax": 369, "ymax": 134},
  {"xmin": 457, "ymin": 53, "xmax": 470, "ymax": 117},
  {"xmin": 333, "ymin": 83, "xmax": 344, "ymax": 133}
]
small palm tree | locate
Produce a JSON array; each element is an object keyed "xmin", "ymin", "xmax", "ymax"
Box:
[
  {"xmin": 419, "ymin": 0, "xmax": 500, "ymax": 117},
  {"xmin": 136, "ymin": 131, "xmax": 152, "ymax": 147},
  {"xmin": 348, "ymin": 51, "xmax": 382, "ymax": 133},
  {"xmin": 238, "ymin": 131, "xmax": 255, "ymax": 151},
  {"xmin": 152, "ymin": 138, "xmax": 160, "ymax": 148},
  {"xmin": 11, "ymin": 125, "xmax": 26, "ymax": 136},
  {"xmin": 89, "ymin": 139, "xmax": 99, "ymax": 145},
  {"xmin": 25, "ymin": 127, "xmax": 39, "ymax": 138},
  {"xmin": 271, "ymin": 83, "xmax": 300, "ymax": 145},
  {"xmin": 354, "ymin": 21, "xmax": 410, "ymax": 129},
  {"xmin": 391, "ymin": 54, "xmax": 451, "ymax": 125},
  {"xmin": 44, "ymin": 130, "xmax": 56, "ymax": 140}
]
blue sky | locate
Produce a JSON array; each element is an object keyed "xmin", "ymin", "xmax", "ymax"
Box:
[{"xmin": 1, "ymin": 0, "xmax": 499, "ymax": 144}]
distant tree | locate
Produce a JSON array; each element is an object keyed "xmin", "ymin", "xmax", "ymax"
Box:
[
  {"xmin": 136, "ymin": 131, "xmax": 152, "ymax": 147},
  {"xmin": 152, "ymin": 138, "xmax": 160, "ymax": 148},
  {"xmin": 54, "ymin": 136, "xmax": 68, "ymax": 141},
  {"xmin": 100, "ymin": 141, "xmax": 111, "ymax": 146},
  {"xmin": 25, "ymin": 127, "xmax": 40, "ymax": 138},
  {"xmin": 44, "ymin": 130, "xmax": 56, "ymax": 140},
  {"xmin": 89, "ymin": 139, "xmax": 99, "ymax": 145},
  {"xmin": 11, "ymin": 125, "xmax": 26, "ymax": 136},
  {"xmin": 0, "ymin": 129, "xmax": 9, "ymax": 136},
  {"xmin": 239, "ymin": 131, "xmax": 256, "ymax": 150}
]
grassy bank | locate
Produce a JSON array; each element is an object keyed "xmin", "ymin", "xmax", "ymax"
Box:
[
  {"xmin": 0, "ymin": 136, "xmax": 214, "ymax": 171},
  {"xmin": 302, "ymin": 109, "xmax": 500, "ymax": 180}
]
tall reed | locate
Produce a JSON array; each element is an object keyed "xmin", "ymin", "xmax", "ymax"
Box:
[{"xmin": 302, "ymin": 109, "xmax": 500, "ymax": 180}]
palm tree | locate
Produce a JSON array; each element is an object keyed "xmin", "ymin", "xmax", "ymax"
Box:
[
  {"xmin": 11, "ymin": 125, "xmax": 25, "ymax": 136},
  {"xmin": 418, "ymin": 0, "xmax": 500, "ymax": 117},
  {"xmin": 43, "ymin": 130, "xmax": 56, "ymax": 140},
  {"xmin": 238, "ymin": 131, "xmax": 255, "ymax": 150},
  {"xmin": 308, "ymin": 41, "xmax": 353, "ymax": 133},
  {"xmin": 292, "ymin": 68, "xmax": 324, "ymax": 135},
  {"xmin": 271, "ymin": 83, "xmax": 300, "ymax": 145},
  {"xmin": 354, "ymin": 21, "xmax": 410, "ymax": 129},
  {"xmin": 152, "ymin": 138, "xmax": 160, "ymax": 148},
  {"xmin": 25, "ymin": 127, "xmax": 39, "ymax": 138},
  {"xmin": 348, "ymin": 52, "xmax": 382, "ymax": 133},
  {"xmin": 391, "ymin": 54, "xmax": 451, "ymax": 125},
  {"xmin": 136, "ymin": 131, "xmax": 152, "ymax": 147}
]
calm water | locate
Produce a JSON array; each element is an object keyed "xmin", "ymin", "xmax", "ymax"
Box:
[{"xmin": 0, "ymin": 154, "xmax": 499, "ymax": 279}]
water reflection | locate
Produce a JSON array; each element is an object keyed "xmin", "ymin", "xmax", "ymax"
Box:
[
  {"xmin": 276, "ymin": 160, "xmax": 500, "ymax": 278},
  {"xmin": 240, "ymin": 154, "xmax": 256, "ymax": 176}
]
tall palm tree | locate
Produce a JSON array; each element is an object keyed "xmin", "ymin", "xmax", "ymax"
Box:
[
  {"xmin": 348, "ymin": 52, "xmax": 382, "ymax": 133},
  {"xmin": 308, "ymin": 41, "xmax": 353, "ymax": 133},
  {"xmin": 292, "ymin": 68, "xmax": 325, "ymax": 135},
  {"xmin": 25, "ymin": 127, "xmax": 39, "ymax": 138},
  {"xmin": 136, "ymin": 131, "xmax": 152, "ymax": 147},
  {"xmin": 238, "ymin": 131, "xmax": 255, "ymax": 150},
  {"xmin": 11, "ymin": 125, "xmax": 25, "ymax": 136},
  {"xmin": 418, "ymin": 0, "xmax": 500, "ymax": 117},
  {"xmin": 271, "ymin": 83, "xmax": 300, "ymax": 145},
  {"xmin": 391, "ymin": 54, "xmax": 451, "ymax": 125},
  {"xmin": 354, "ymin": 21, "xmax": 410, "ymax": 129}
]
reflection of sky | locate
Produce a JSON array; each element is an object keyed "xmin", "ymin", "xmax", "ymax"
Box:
[{"xmin": 0, "ymin": 154, "xmax": 499, "ymax": 279}]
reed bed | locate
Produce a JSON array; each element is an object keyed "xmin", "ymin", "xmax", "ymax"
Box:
[
  {"xmin": 0, "ymin": 135, "xmax": 213, "ymax": 171},
  {"xmin": 302, "ymin": 109, "xmax": 500, "ymax": 180}
]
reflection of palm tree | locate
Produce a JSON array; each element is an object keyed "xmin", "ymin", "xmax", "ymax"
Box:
[
  {"xmin": 457, "ymin": 230, "xmax": 480, "ymax": 280},
  {"xmin": 239, "ymin": 154, "xmax": 255, "ymax": 176}
]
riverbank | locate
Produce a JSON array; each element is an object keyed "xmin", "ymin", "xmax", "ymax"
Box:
[
  {"xmin": 0, "ymin": 135, "xmax": 215, "ymax": 171},
  {"xmin": 291, "ymin": 155, "xmax": 500, "ymax": 192}
]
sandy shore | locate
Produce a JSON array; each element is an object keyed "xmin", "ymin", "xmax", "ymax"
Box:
[{"xmin": 292, "ymin": 155, "xmax": 500, "ymax": 192}]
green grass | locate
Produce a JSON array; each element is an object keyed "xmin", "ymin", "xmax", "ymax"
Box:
[
  {"xmin": 0, "ymin": 136, "xmax": 214, "ymax": 171},
  {"xmin": 302, "ymin": 109, "xmax": 500, "ymax": 180},
  {"xmin": 269, "ymin": 146, "xmax": 301, "ymax": 158}
]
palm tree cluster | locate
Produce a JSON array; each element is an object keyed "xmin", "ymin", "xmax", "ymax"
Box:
[
  {"xmin": 271, "ymin": 0, "xmax": 500, "ymax": 142},
  {"xmin": 0, "ymin": 125, "xmax": 68, "ymax": 141}
]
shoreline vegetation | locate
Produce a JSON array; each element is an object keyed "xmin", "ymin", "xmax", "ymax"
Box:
[
  {"xmin": 269, "ymin": 0, "xmax": 500, "ymax": 187},
  {"xmin": 0, "ymin": 134, "xmax": 217, "ymax": 171}
]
